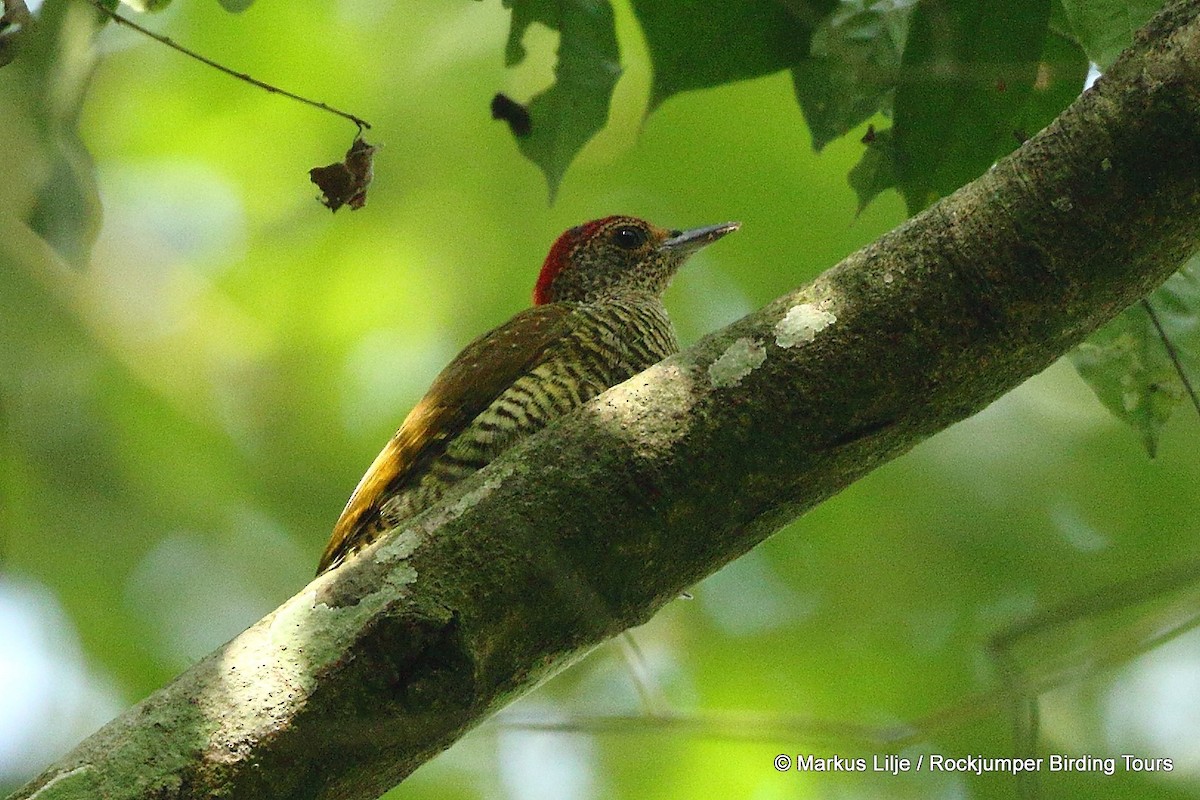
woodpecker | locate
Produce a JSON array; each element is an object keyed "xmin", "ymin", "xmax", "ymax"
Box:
[{"xmin": 317, "ymin": 215, "xmax": 740, "ymax": 574}]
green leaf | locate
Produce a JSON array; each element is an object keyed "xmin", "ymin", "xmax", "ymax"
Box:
[
  {"xmin": 791, "ymin": 0, "xmax": 914, "ymax": 151},
  {"xmin": 501, "ymin": 0, "xmax": 621, "ymax": 202},
  {"xmin": 1070, "ymin": 260, "xmax": 1200, "ymax": 456},
  {"xmin": 853, "ymin": 5, "xmax": 1083, "ymax": 215},
  {"xmin": 1058, "ymin": 0, "xmax": 1165, "ymax": 69},
  {"xmin": 119, "ymin": 0, "xmax": 173, "ymax": 12},
  {"xmin": 1020, "ymin": 29, "xmax": 1089, "ymax": 141},
  {"xmin": 847, "ymin": 125, "xmax": 897, "ymax": 212},
  {"xmin": 8, "ymin": 0, "xmax": 104, "ymax": 267},
  {"xmin": 631, "ymin": 0, "xmax": 836, "ymax": 112},
  {"xmin": 217, "ymin": 0, "xmax": 256, "ymax": 11},
  {"xmin": 891, "ymin": 0, "xmax": 1051, "ymax": 214}
]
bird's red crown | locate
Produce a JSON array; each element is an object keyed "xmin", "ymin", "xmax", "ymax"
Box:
[{"xmin": 533, "ymin": 216, "xmax": 625, "ymax": 305}]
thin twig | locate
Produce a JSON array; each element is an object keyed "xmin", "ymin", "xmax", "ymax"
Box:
[
  {"xmin": 617, "ymin": 632, "xmax": 671, "ymax": 718},
  {"xmin": 493, "ymin": 685, "xmax": 1029, "ymax": 749},
  {"xmin": 86, "ymin": 0, "xmax": 371, "ymax": 132},
  {"xmin": 1142, "ymin": 297, "xmax": 1200, "ymax": 419},
  {"xmin": 494, "ymin": 708, "xmax": 925, "ymax": 747},
  {"xmin": 989, "ymin": 557, "xmax": 1200, "ymax": 653}
]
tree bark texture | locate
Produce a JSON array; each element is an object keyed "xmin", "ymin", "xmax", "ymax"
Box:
[{"xmin": 12, "ymin": 2, "xmax": 1200, "ymax": 798}]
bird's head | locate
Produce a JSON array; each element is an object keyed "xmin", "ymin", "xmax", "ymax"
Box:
[{"xmin": 533, "ymin": 215, "xmax": 740, "ymax": 305}]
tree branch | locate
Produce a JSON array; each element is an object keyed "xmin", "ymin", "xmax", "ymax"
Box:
[{"xmin": 12, "ymin": 1, "xmax": 1200, "ymax": 798}]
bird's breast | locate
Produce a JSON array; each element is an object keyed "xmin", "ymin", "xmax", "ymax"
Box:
[{"xmin": 378, "ymin": 296, "xmax": 678, "ymax": 527}]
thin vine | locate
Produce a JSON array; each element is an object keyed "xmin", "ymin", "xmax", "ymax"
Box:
[{"xmin": 86, "ymin": 0, "xmax": 371, "ymax": 133}]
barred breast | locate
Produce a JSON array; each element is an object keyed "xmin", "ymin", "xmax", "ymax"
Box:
[{"xmin": 377, "ymin": 296, "xmax": 678, "ymax": 527}]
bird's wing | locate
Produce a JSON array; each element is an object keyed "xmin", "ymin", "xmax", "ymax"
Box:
[{"xmin": 318, "ymin": 303, "xmax": 575, "ymax": 573}]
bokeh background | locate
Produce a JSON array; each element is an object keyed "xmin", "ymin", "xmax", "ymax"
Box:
[{"xmin": 3, "ymin": 1, "xmax": 1200, "ymax": 798}]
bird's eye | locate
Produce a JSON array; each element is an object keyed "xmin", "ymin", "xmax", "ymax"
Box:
[{"xmin": 612, "ymin": 225, "xmax": 647, "ymax": 249}]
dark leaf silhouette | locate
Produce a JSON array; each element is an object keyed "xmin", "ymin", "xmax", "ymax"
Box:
[
  {"xmin": 310, "ymin": 137, "xmax": 377, "ymax": 212},
  {"xmin": 491, "ymin": 92, "xmax": 532, "ymax": 138}
]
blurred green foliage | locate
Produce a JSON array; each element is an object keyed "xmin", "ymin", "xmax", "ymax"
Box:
[
  {"xmin": 1072, "ymin": 264, "xmax": 1200, "ymax": 457},
  {"xmin": 2, "ymin": 1, "xmax": 1199, "ymax": 799},
  {"xmin": 1059, "ymin": 0, "xmax": 1166, "ymax": 68},
  {"xmin": 892, "ymin": 0, "xmax": 1052, "ymax": 211}
]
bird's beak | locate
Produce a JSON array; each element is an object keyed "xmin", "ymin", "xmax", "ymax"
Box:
[{"xmin": 660, "ymin": 221, "xmax": 741, "ymax": 254}]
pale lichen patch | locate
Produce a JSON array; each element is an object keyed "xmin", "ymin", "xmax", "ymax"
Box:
[
  {"xmin": 425, "ymin": 465, "xmax": 513, "ymax": 531},
  {"xmin": 373, "ymin": 464, "xmax": 516, "ymax": 582},
  {"xmin": 774, "ymin": 303, "xmax": 836, "ymax": 348},
  {"xmin": 28, "ymin": 765, "xmax": 95, "ymax": 799},
  {"xmin": 375, "ymin": 530, "xmax": 422, "ymax": 591},
  {"xmin": 708, "ymin": 337, "xmax": 767, "ymax": 388},
  {"xmin": 378, "ymin": 529, "xmax": 425, "ymax": 563},
  {"xmin": 592, "ymin": 362, "xmax": 697, "ymax": 454}
]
